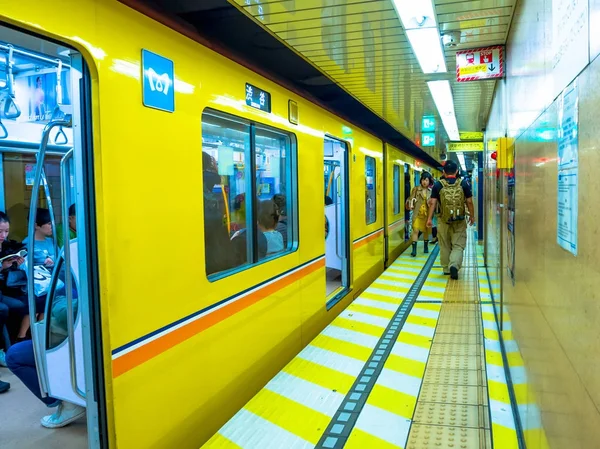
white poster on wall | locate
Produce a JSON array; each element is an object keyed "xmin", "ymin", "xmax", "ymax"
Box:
[
  {"xmin": 556, "ymin": 81, "xmax": 579, "ymax": 256},
  {"xmin": 552, "ymin": 0, "xmax": 589, "ymax": 97}
]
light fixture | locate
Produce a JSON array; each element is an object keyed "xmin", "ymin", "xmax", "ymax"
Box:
[
  {"xmin": 427, "ymin": 80, "xmax": 460, "ymax": 141},
  {"xmin": 393, "ymin": 0, "xmax": 447, "ymax": 74},
  {"xmin": 405, "ymin": 28, "xmax": 447, "ymax": 74},
  {"xmin": 456, "ymin": 152, "xmax": 467, "ymax": 172},
  {"xmin": 392, "ymin": 0, "xmax": 437, "ymax": 30}
]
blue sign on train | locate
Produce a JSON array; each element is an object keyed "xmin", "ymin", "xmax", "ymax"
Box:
[
  {"xmin": 245, "ymin": 83, "xmax": 271, "ymax": 113},
  {"xmin": 142, "ymin": 49, "xmax": 175, "ymax": 113}
]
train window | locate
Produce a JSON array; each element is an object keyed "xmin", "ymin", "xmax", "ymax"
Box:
[
  {"xmin": 365, "ymin": 156, "xmax": 376, "ymax": 224},
  {"xmin": 254, "ymin": 126, "xmax": 294, "ymax": 259},
  {"xmin": 201, "ymin": 109, "xmax": 297, "ymax": 279},
  {"xmin": 393, "ymin": 164, "xmax": 401, "ymax": 215}
]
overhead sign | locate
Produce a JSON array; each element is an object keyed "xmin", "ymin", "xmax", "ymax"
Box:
[
  {"xmin": 142, "ymin": 49, "xmax": 175, "ymax": 113},
  {"xmin": 456, "ymin": 46, "xmax": 504, "ymax": 82},
  {"xmin": 422, "ymin": 133, "xmax": 435, "ymax": 147},
  {"xmin": 447, "ymin": 142, "xmax": 484, "ymax": 152},
  {"xmin": 245, "ymin": 83, "xmax": 271, "ymax": 113},
  {"xmin": 459, "ymin": 131, "xmax": 484, "ymax": 140},
  {"xmin": 422, "ymin": 116, "xmax": 436, "ymax": 132}
]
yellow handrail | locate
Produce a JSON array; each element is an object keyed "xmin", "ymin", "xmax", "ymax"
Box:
[{"xmin": 220, "ymin": 185, "xmax": 231, "ymax": 234}]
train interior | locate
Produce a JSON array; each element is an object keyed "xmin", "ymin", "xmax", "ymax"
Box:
[
  {"xmin": 323, "ymin": 137, "xmax": 349, "ymax": 300},
  {"xmin": 0, "ymin": 26, "xmax": 97, "ymax": 449}
]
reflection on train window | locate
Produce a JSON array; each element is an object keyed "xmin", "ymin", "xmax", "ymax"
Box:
[
  {"xmin": 393, "ymin": 164, "xmax": 400, "ymax": 215},
  {"xmin": 365, "ymin": 156, "xmax": 376, "ymax": 224},
  {"xmin": 201, "ymin": 109, "xmax": 296, "ymax": 278},
  {"xmin": 46, "ymin": 256, "xmax": 79, "ymax": 350},
  {"xmin": 2, "ymin": 153, "xmax": 64, "ymax": 241}
]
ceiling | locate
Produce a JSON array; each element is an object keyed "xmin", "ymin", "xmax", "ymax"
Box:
[
  {"xmin": 128, "ymin": 0, "xmax": 514, "ymax": 168},
  {"xmin": 224, "ymin": 0, "xmax": 515, "ymax": 162}
]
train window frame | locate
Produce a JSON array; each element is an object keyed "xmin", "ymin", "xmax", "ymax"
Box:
[
  {"xmin": 201, "ymin": 108, "xmax": 299, "ymax": 282},
  {"xmin": 393, "ymin": 163, "xmax": 401, "ymax": 215},
  {"xmin": 365, "ymin": 155, "xmax": 377, "ymax": 225}
]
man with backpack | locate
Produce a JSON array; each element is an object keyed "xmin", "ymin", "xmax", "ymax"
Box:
[{"xmin": 427, "ymin": 160, "xmax": 474, "ymax": 280}]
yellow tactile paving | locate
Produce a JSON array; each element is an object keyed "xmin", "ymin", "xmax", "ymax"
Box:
[{"xmin": 406, "ymin": 234, "xmax": 495, "ymax": 449}]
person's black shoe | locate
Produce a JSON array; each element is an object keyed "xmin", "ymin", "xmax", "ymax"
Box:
[
  {"xmin": 411, "ymin": 242, "xmax": 417, "ymax": 257},
  {"xmin": 450, "ymin": 266, "xmax": 459, "ymax": 280},
  {"xmin": 424, "ymin": 241, "xmax": 429, "ymax": 254},
  {"xmin": 0, "ymin": 380, "xmax": 10, "ymax": 393}
]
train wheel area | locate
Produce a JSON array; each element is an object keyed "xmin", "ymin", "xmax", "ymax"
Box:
[{"xmin": 201, "ymin": 231, "xmax": 523, "ymax": 449}]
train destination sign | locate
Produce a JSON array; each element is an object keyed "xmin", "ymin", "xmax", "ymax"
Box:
[
  {"xmin": 456, "ymin": 46, "xmax": 504, "ymax": 82},
  {"xmin": 245, "ymin": 83, "xmax": 271, "ymax": 112}
]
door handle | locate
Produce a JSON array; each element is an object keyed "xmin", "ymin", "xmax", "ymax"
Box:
[{"xmin": 60, "ymin": 149, "xmax": 84, "ymax": 399}]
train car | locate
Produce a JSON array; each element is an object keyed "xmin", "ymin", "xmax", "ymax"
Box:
[{"xmin": 0, "ymin": 2, "xmax": 436, "ymax": 449}]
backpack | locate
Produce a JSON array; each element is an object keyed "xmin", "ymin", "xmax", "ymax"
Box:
[{"xmin": 439, "ymin": 179, "xmax": 465, "ymax": 223}]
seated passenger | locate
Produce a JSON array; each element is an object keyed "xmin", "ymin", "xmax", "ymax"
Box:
[
  {"xmin": 23, "ymin": 208, "xmax": 56, "ymax": 267},
  {"xmin": 257, "ymin": 200, "xmax": 284, "ymax": 256},
  {"xmin": 0, "ymin": 211, "xmax": 27, "ymax": 376},
  {"xmin": 6, "ymin": 279, "xmax": 85, "ymax": 428},
  {"xmin": 56, "ymin": 204, "xmax": 76, "ymax": 248},
  {"xmin": 272, "ymin": 193, "xmax": 288, "ymax": 248},
  {"xmin": 230, "ymin": 228, "xmax": 267, "ymax": 265}
]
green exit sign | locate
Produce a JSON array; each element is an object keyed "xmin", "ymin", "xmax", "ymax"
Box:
[
  {"xmin": 422, "ymin": 116, "xmax": 436, "ymax": 132},
  {"xmin": 422, "ymin": 133, "xmax": 435, "ymax": 147}
]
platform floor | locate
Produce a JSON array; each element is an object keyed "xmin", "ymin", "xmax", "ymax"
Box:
[
  {"xmin": 0, "ymin": 367, "xmax": 87, "ymax": 449},
  {"xmin": 202, "ymin": 231, "xmax": 520, "ymax": 449}
]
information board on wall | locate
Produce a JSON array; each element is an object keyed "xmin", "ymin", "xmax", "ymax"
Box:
[
  {"xmin": 557, "ymin": 81, "xmax": 579, "ymax": 256},
  {"xmin": 447, "ymin": 142, "xmax": 484, "ymax": 152},
  {"xmin": 552, "ymin": 0, "xmax": 589, "ymax": 97}
]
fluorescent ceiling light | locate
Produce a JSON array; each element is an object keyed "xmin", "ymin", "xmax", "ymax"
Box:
[
  {"xmin": 405, "ymin": 28, "xmax": 447, "ymax": 74},
  {"xmin": 427, "ymin": 80, "xmax": 460, "ymax": 141},
  {"xmin": 456, "ymin": 152, "xmax": 467, "ymax": 171},
  {"xmin": 393, "ymin": 0, "xmax": 446, "ymax": 74},
  {"xmin": 392, "ymin": 0, "xmax": 437, "ymax": 29}
]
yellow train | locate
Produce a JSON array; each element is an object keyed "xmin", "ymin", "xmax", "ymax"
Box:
[{"xmin": 0, "ymin": 2, "xmax": 438, "ymax": 448}]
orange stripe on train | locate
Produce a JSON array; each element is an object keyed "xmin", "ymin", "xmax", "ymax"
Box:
[
  {"xmin": 112, "ymin": 258, "xmax": 325, "ymax": 378},
  {"xmin": 354, "ymin": 229, "xmax": 384, "ymax": 249}
]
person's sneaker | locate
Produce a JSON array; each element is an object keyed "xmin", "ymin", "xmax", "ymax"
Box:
[
  {"xmin": 41, "ymin": 402, "xmax": 86, "ymax": 428},
  {"xmin": 450, "ymin": 266, "xmax": 459, "ymax": 280},
  {"xmin": 0, "ymin": 349, "xmax": 6, "ymax": 367},
  {"xmin": 0, "ymin": 379, "xmax": 10, "ymax": 393}
]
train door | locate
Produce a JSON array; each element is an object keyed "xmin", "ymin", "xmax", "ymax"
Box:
[
  {"xmin": 404, "ymin": 163, "xmax": 411, "ymax": 240},
  {"xmin": 324, "ymin": 136, "xmax": 350, "ymax": 305},
  {"xmin": 0, "ymin": 26, "xmax": 104, "ymax": 449}
]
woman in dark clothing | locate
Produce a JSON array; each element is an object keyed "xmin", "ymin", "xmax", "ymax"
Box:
[{"xmin": 0, "ymin": 211, "xmax": 27, "ymax": 392}]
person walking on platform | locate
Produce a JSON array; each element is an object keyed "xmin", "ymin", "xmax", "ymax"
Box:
[
  {"xmin": 427, "ymin": 161, "xmax": 474, "ymax": 279},
  {"xmin": 406, "ymin": 171, "xmax": 433, "ymax": 257}
]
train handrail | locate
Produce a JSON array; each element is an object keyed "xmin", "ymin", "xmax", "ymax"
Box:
[
  {"xmin": 61, "ymin": 148, "xmax": 84, "ymax": 399},
  {"xmin": 26, "ymin": 117, "xmax": 72, "ymax": 397}
]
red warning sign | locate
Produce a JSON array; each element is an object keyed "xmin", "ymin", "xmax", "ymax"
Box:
[{"xmin": 456, "ymin": 45, "xmax": 505, "ymax": 82}]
